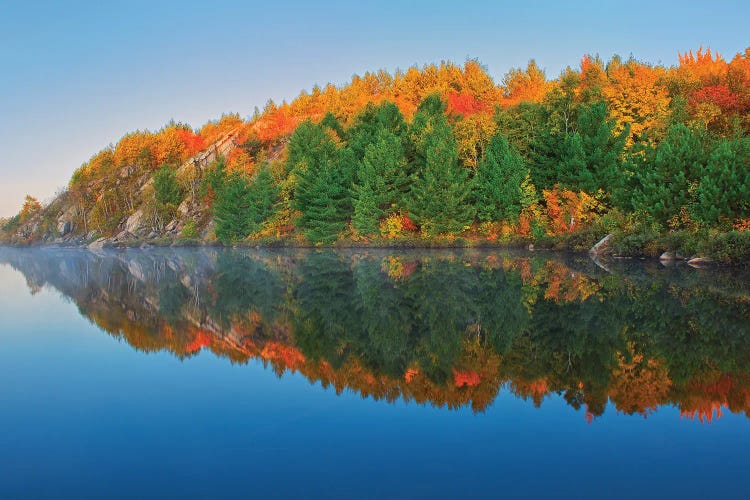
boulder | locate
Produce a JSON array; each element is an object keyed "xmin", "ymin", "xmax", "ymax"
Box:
[
  {"xmin": 125, "ymin": 209, "xmax": 145, "ymax": 234},
  {"xmin": 178, "ymin": 199, "xmax": 191, "ymax": 216},
  {"xmin": 87, "ymin": 237, "xmax": 109, "ymax": 250},
  {"xmin": 659, "ymin": 251, "xmax": 675, "ymax": 262},
  {"xmin": 687, "ymin": 257, "xmax": 714, "ymax": 268},
  {"xmin": 589, "ymin": 234, "xmax": 614, "ymax": 257}
]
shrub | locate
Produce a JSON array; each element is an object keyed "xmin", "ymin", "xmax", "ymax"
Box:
[
  {"xmin": 557, "ymin": 225, "xmax": 605, "ymax": 252},
  {"xmin": 659, "ymin": 230, "xmax": 705, "ymax": 257},
  {"xmin": 700, "ymin": 231, "xmax": 750, "ymax": 265},
  {"xmin": 181, "ymin": 220, "xmax": 199, "ymax": 239},
  {"xmin": 614, "ymin": 225, "xmax": 662, "ymax": 256}
]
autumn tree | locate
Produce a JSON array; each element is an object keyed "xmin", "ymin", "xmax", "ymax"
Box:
[{"xmin": 602, "ymin": 58, "xmax": 671, "ymax": 144}]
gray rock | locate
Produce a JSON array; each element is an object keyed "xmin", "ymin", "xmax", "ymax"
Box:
[
  {"xmin": 659, "ymin": 251, "xmax": 675, "ymax": 262},
  {"xmin": 687, "ymin": 257, "xmax": 714, "ymax": 268},
  {"xmin": 87, "ymin": 237, "xmax": 109, "ymax": 250},
  {"xmin": 125, "ymin": 209, "xmax": 145, "ymax": 234},
  {"xmin": 178, "ymin": 199, "xmax": 191, "ymax": 216},
  {"xmin": 589, "ymin": 234, "xmax": 614, "ymax": 257}
]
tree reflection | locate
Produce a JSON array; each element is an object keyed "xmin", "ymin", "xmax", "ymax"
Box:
[{"xmin": 2, "ymin": 246, "xmax": 750, "ymax": 422}]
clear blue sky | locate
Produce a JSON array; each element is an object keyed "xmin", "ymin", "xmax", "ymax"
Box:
[{"xmin": 0, "ymin": 0, "xmax": 748, "ymax": 216}]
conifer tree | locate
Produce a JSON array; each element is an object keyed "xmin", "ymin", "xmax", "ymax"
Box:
[
  {"xmin": 557, "ymin": 101, "xmax": 627, "ymax": 199},
  {"xmin": 153, "ymin": 164, "xmax": 184, "ymax": 207},
  {"xmin": 352, "ymin": 180, "xmax": 382, "ymax": 235},
  {"xmin": 408, "ymin": 116, "xmax": 475, "ymax": 235},
  {"xmin": 474, "ymin": 132, "xmax": 528, "ymax": 222},
  {"xmin": 247, "ymin": 165, "xmax": 279, "ymax": 227},
  {"xmin": 214, "ymin": 173, "xmax": 253, "ymax": 243},
  {"xmin": 290, "ymin": 121, "xmax": 352, "ymax": 243},
  {"xmin": 631, "ymin": 124, "xmax": 706, "ymax": 226},
  {"xmin": 695, "ymin": 138, "xmax": 750, "ymax": 226}
]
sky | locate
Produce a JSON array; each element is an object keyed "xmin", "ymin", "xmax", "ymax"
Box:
[{"xmin": 0, "ymin": 0, "xmax": 748, "ymax": 216}]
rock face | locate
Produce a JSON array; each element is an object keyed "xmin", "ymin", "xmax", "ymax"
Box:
[
  {"xmin": 87, "ymin": 237, "xmax": 109, "ymax": 250},
  {"xmin": 57, "ymin": 220, "xmax": 72, "ymax": 236},
  {"xmin": 125, "ymin": 209, "xmax": 146, "ymax": 235},
  {"xmin": 589, "ymin": 234, "xmax": 614, "ymax": 257}
]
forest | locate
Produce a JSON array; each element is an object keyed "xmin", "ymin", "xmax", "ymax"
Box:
[{"xmin": 2, "ymin": 47, "xmax": 750, "ymax": 261}]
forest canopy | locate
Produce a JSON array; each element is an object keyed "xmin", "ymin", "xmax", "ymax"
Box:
[{"xmin": 3, "ymin": 47, "xmax": 750, "ymax": 258}]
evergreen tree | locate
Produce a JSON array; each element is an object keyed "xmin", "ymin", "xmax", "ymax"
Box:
[
  {"xmin": 348, "ymin": 101, "xmax": 409, "ymax": 160},
  {"xmin": 285, "ymin": 120, "xmax": 338, "ymax": 176},
  {"xmin": 351, "ymin": 128, "xmax": 409, "ymax": 235},
  {"xmin": 474, "ymin": 132, "xmax": 528, "ymax": 222},
  {"xmin": 247, "ymin": 165, "xmax": 279, "ymax": 226},
  {"xmin": 213, "ymin": 173, "xmax": 253, "ymax": 243},
  {"xmin": 530, "ymin": 100, "xmax": 626, "ymax": 201},
  {"xmin": 290, "ymin": 121, "xmax": 352, "ymax": 243},
  {"xmin": 408, "ymin": 93, "xmax": 447, "ymax": 162},
  {"xmin": 528, "ymin": 86, "xmax": 578, "ymax": 190},
  {"xmin": 557, "ymin": 101, "xmax": 627, "ymax": 199},
  {"xmin": 352, "ymin": 181, "xmax": 382, "ymax": 235},
  {"xmin": 408, "ymin": 117, "xmax": 475, "ymax": 235},
  {"xmin": 321, "ymin": 111, "xmax": 346, "ymax": 141},
  {"xmin": 153, "ymin": 164, "xmax": 184, "ymax": 207},
  {"xmin": 631, "ymin": 124, "xmax": 706, "ymax": 226},
  {"xmin": 695, "ymin": 138, "xmax": 750, "ymax": 226}
]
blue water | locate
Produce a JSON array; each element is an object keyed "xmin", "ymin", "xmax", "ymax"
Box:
[{"xmin": 1, "ymin": 251, "xmax": 749, "ymax": 498}]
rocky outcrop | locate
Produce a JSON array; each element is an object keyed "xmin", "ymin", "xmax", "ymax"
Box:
[
  {"xmin": 87, "ymin": 237, "xmax": 109, "ymax": 250},
  {"xmin": 125, "ymin": 209, "xmax": 146, "ymax": 235},
  {"xmin": 589, "ymin": 234, "xmax": 614, "ymax": 257}
]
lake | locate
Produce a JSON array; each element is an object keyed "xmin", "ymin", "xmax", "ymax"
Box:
[{"xmin": 1, "ymin": 247, "xmax": 749, "ymax": 498}]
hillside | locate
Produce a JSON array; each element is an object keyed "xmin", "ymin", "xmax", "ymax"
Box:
[{"xmin": 2, "ymin": 48, "xmax": 750, "ymax": 261}]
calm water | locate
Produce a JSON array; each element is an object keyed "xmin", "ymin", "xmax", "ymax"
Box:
[{"xmin": 1, "ymin": 247, "xmax": 750, "ymax": 498}]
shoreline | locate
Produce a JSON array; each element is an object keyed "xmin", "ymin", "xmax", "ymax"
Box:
[{"xmin": 0, "ymin": 235, "xmax": 734, "ymax": 269}]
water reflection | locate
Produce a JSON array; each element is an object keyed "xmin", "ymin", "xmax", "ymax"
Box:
[{"xmin": 2, "ymin": 247, "xmax": 750, "ymax": 422}]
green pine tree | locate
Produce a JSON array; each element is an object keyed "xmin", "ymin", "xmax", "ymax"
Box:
[
  {"xmin": 352, "ymin": 180, "xmax": 382, "ymax": 235},
  {"xmin": 695, "ymin": 138, "xmax": 750, "ymax": 226},
  {"xmin": 631, "ymin": 123, "xmax": 706, "ymax": 226},
  {"xmin": 557, "ymin": 101, "xmax": 627, "ymax": 199},
  {"xmin": 153, "ymin": 164, "xmax": 184, "ymax": 207},
  {"xmin": 408, "ymin": 117, "xmax": 475, "ymax": 235},
  {"xmin": 213, "ymin": 173, "xmax": 253, "ymax": 243},
  {"xmin": 247, "ymin": 165, "xmax": 279, "ymax": 227},
  {"xmin": 290, "ymin": 121, "xmax": 352, "ymax": 243},
  {"xmin": 474, "ymin": 132, "xmax": 528, "ymax": 223}
]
